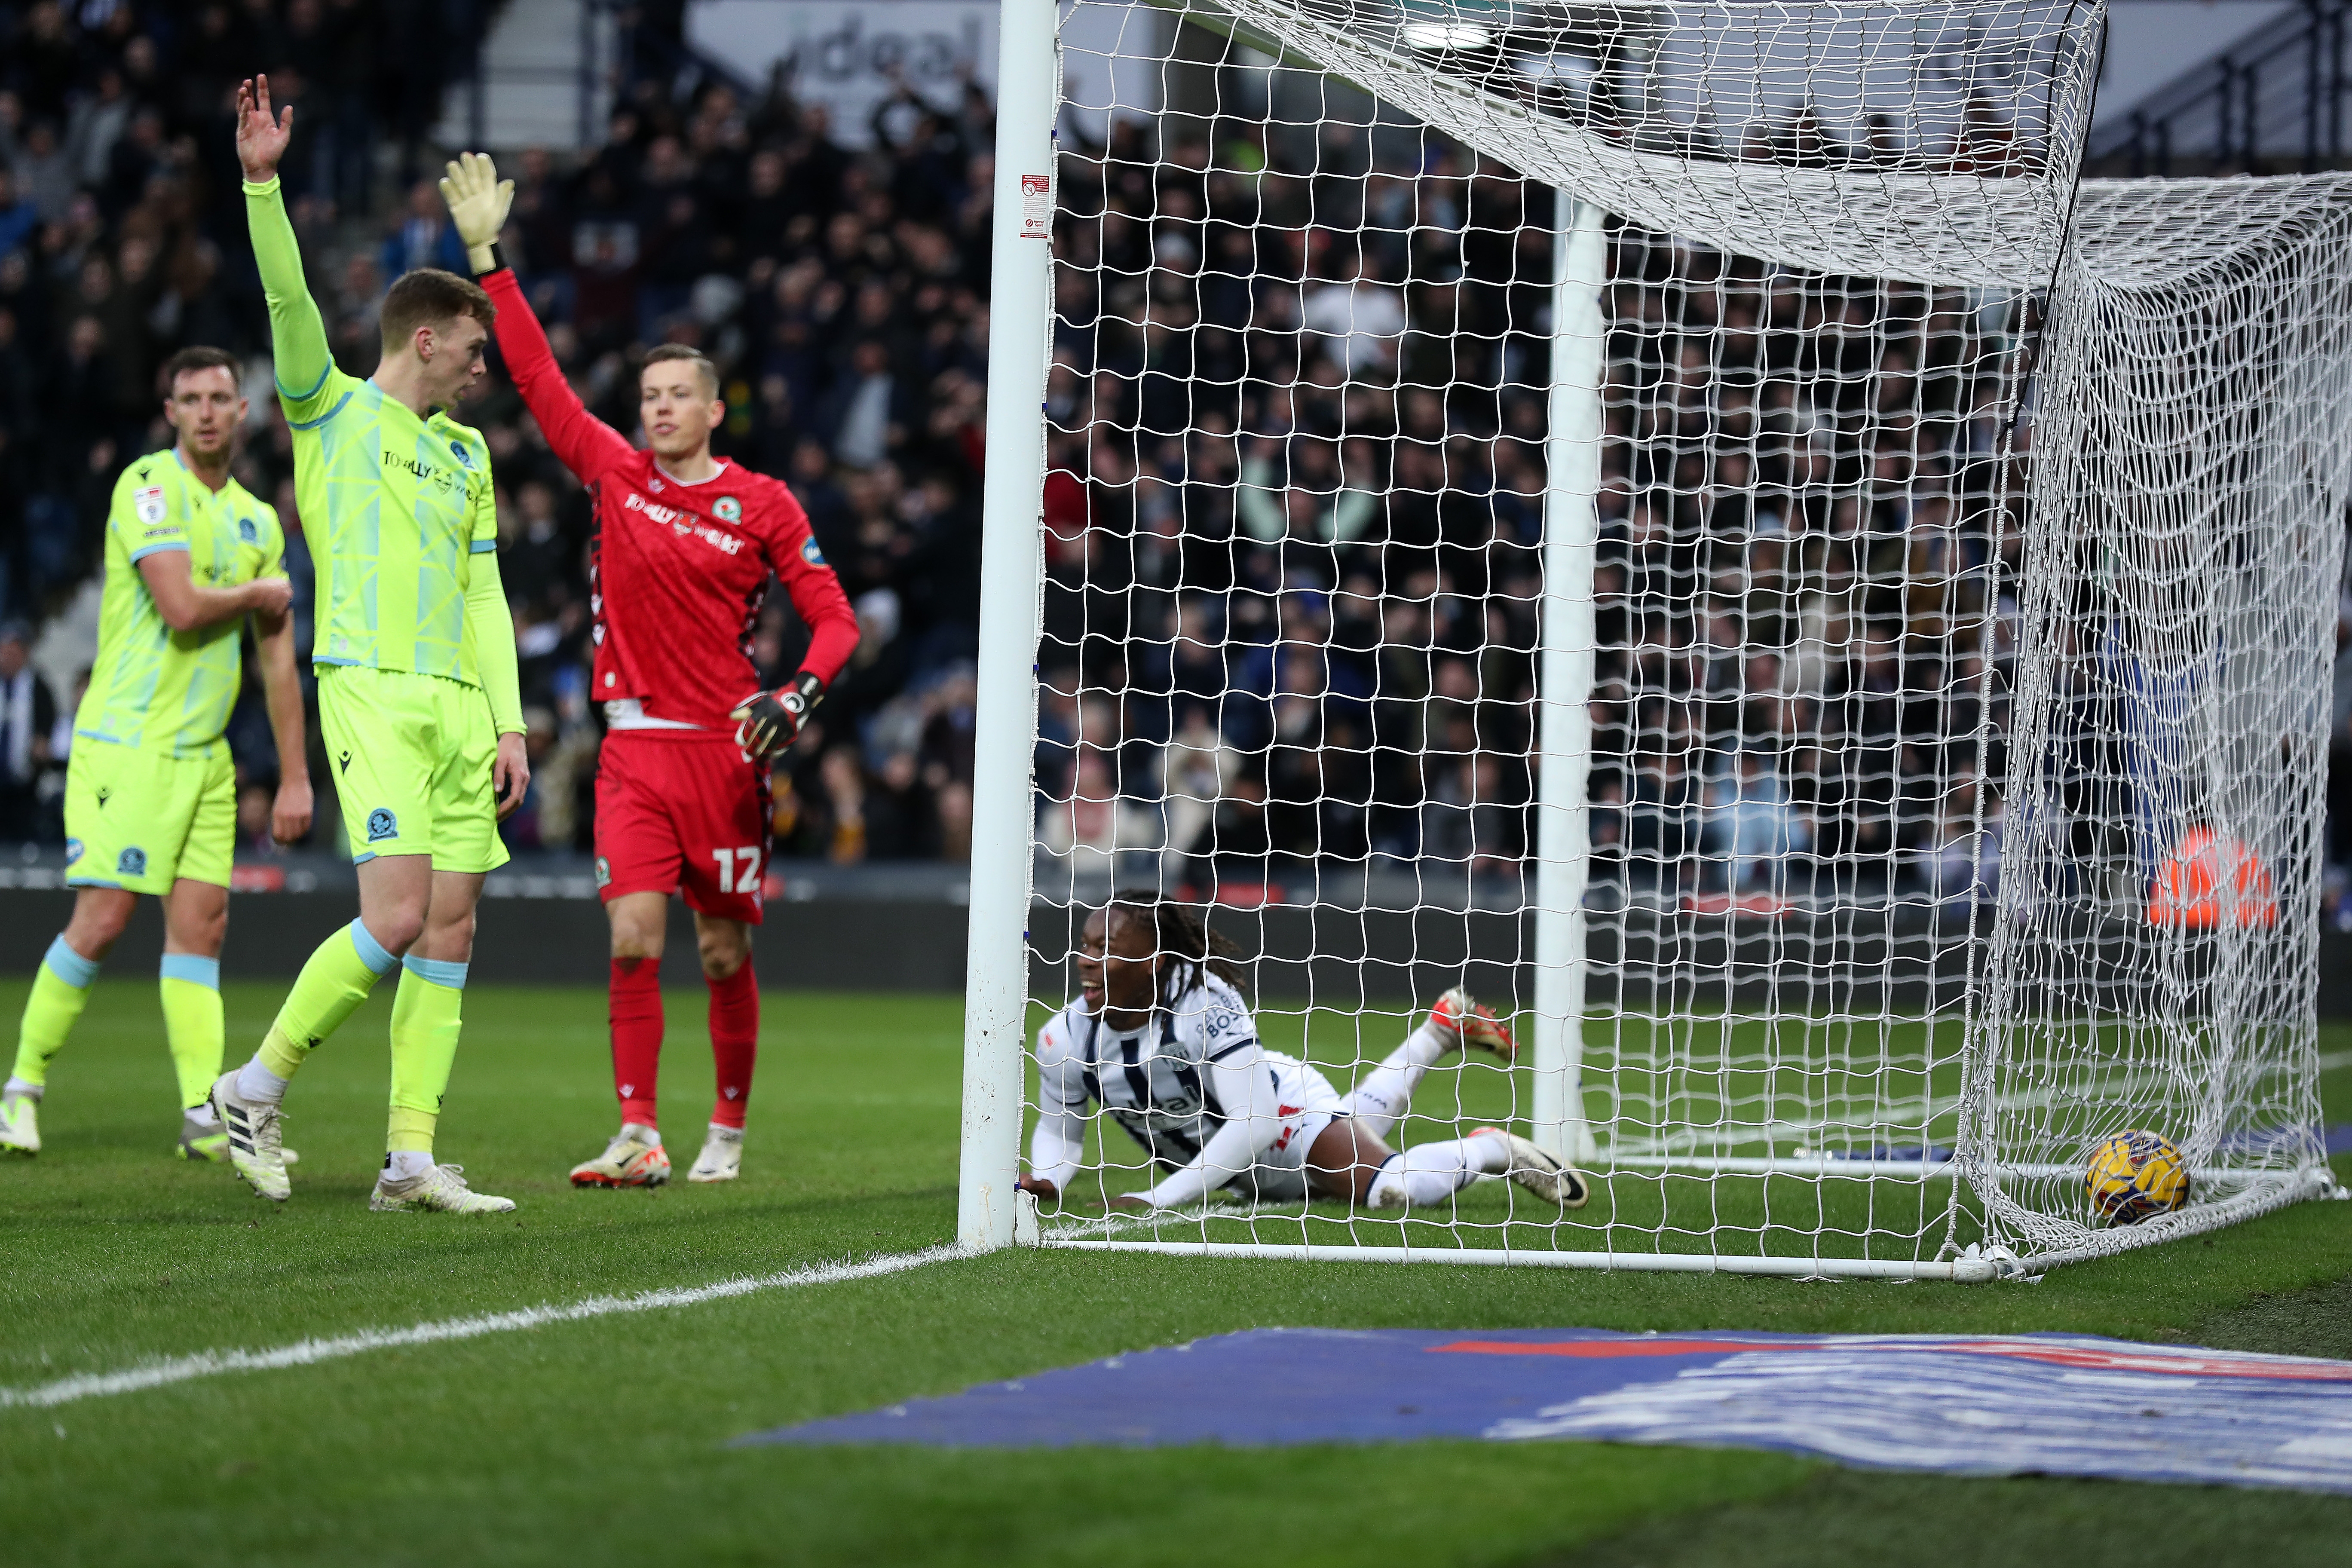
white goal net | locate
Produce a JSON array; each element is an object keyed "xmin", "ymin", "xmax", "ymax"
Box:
[{"xmin": 959, "ymin": 0, "xmax": 2350, "ymax": 1279}]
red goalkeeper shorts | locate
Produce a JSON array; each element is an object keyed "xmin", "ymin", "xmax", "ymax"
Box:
[{"xmin": 594, "ymin": 729, "xmax": 769, "ymax": 924}]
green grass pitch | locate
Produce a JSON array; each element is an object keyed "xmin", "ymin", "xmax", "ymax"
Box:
[{"xmin": 2, "ymin": 980, "xmax": 2349, "ymax": 1566}]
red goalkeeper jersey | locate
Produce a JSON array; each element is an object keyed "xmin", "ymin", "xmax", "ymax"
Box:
[{"xmin": 482, "ymin": 268, "xmax": 857, "ymax": 729}]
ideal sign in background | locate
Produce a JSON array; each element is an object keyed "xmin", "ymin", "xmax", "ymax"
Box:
[{"xmin": 686, "ymin": 0, "xmax": 1157, "ymax": 149}]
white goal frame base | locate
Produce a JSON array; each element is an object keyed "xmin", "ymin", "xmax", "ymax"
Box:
[{"xmin": 1015, "ymin": 1170, "xmax": 2342, "ymax": 1283}]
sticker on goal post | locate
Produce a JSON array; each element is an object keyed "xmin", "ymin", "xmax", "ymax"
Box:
[
  {"xmin": 741, "ymin": 1326, "xmax": 2352, "ymax": 1494},
  {"xmin": 1019, "ymin": 175, "xmax": 1050, "ymax": 239}
]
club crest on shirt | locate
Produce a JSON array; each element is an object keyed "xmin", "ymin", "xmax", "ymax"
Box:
[
  {"xmin": 133, "ymin": 485, "xmax": 168, "ymax": 525},
  {"xmin": 367, "ymin": 808, "xmax": 398, "ymax": 843},
  {"xmin": 238, "ymin": 515, "xmax": 259, "ymax": 542},
  {"xmin": 800, "ymin": 536, "xmax": 826, "ymax": 567},
  {"xmin": 714, "ymin": 496, "xmax": 741, "ymax": 523},
  {"xmin": 449, "ymin": 438, "xmax": 473, "ymax": 467}
]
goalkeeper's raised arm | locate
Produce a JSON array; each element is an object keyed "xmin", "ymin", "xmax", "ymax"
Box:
[{"xmin": 439, "ymin": 152, "xmax": 635, "ymax": 485}]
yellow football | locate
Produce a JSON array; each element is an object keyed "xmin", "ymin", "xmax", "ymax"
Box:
[{"xmin": 2085, "ymin": 1130, "xmax": 2190, "ymax": 1224}]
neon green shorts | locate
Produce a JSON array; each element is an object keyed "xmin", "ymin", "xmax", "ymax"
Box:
[
  {"xmin": 64, "ymin": 740, "xmax": 235, "ymax": 894},
  {"xmin": 318, "ymin": 664, "xmax": 510, "ymax": 874}
]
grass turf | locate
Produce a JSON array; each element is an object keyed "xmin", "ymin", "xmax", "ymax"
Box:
[{"xmin": 1, "ymin": 980, "xmax": 2348, "ymax": 1566}]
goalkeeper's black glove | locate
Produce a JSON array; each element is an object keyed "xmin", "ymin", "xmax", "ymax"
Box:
[{"xmin": 731, "ymin": 670, "xmax": 825, "ymax": 761}]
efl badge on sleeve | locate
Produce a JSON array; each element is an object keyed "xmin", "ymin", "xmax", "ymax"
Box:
[{"xmin": 134, "ymin": 486, "xmax": 168, "ymax": 525}]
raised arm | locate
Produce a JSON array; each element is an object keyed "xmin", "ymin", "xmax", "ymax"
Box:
[
  {"xmin": 478, "ymin": 269, "xmax": 634, "ymax": 483},
  {"xmin": 236, "ymin": 77, "xmax": 338, "ymax": 425},
  {"xmin": 442, "ymin": 152, "xmax": 634, "ymax": 483}
]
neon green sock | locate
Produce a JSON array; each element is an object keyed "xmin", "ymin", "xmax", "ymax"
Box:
[
  {"xmin": 387, "ymin": 958, "xmax": 466, "ymax": 1155},
  {"xmin": 260, "ymin": 920, "xmax": 398, "ymax": 1082},
  {"xmin": 12, "ymin": 937, "xmax": 102, "ymax": 1089},
  {"xmin": 158, "ymin": 955, "xmax": 224, "ymax": 1109}
]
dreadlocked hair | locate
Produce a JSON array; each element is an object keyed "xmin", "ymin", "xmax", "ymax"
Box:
[{"xmin": 1106, "ymin": 887, "xmax": 1250, "ymax": 1002}]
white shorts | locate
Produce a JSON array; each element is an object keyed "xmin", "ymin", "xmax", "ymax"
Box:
[{"xmin": 1227, "ymin": 1051, "xmax": 1346, "ymax": 1204}]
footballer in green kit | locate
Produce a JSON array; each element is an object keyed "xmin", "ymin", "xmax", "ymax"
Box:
[
  {"xmin": 0, "ymin": 348, "xmax": 312, "ymax": 1163},
  {"xmin": 208, "ymin": 75, "xmax": 530, "ymax": 1213}
]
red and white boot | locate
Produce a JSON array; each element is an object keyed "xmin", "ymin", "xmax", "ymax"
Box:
[
  {"xmin": 1428, "ymin": 987, "xmax": 1517, "ymax": 1060},
  {"xmin": 569, "ymin": 1124, "xmax": 671, "ymax": 1188}
]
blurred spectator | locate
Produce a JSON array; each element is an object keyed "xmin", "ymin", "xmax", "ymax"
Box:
[
  {"xmin": 0, "ymin": 624, "xmax": 56, "ymax": 839},
  {"xmin": 1701, "ymin": 745, "xmax": 1810, "ymax": 895}
]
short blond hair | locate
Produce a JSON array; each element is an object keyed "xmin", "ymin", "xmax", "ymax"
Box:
[
  {"xmin": 643, "ymin": 343, "xmax": 720, "ymax": 397},
  {"xmin": 380, "ymin": 268, "xmax": 497, "ymax": 355}
]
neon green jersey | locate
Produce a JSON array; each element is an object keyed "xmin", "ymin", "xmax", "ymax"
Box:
[
  {"xmin": 76, "ymin": 448, "xmax": 282, "ymax": 760},
  {"xmin": 245, "ymin": 178, "xmax": 499, "ymax": 689}
]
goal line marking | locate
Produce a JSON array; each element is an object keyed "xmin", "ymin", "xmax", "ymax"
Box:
[{"xmin": 1, "ymin": 1243, "xmax": 969, "ymax": 1412}]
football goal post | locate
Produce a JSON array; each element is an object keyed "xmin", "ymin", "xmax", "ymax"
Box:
[{"xmin": 959, "ymin": 0, "xmax": 2350, "ymax": 1280}]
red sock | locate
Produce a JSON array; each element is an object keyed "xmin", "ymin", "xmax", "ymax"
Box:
[
  {"xmin": 707, "ymin": 962, "xmax": 758, "ymax": 1130},
  {"xmin": 610, "ymin": 957, "xmax": 665, "ymax": 1127}
]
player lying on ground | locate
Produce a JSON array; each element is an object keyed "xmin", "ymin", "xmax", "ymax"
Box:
[
  {"xmin": 1016, "ymin": 890, "xmax": 1588, "ymax": 1214},
  {"xmin": 0, "ymin": 348, "xmax": 311, "ymax": 1161},
  {"xmin": 438, "ymin": 153, "xmax": 858, "ymax": 1188},
  {"xmin": 206, "ymin": 78, "xmax": 529, "ymax": 1215}
]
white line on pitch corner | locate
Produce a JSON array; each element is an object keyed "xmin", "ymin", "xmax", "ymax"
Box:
[{"xmin": 1, "ymin": 1243, "xmax": 968, "ymax": 1412}]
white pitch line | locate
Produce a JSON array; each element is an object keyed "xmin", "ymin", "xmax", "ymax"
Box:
[{"xmin": 2, "ymin": 1243, "xmax": 968, "ymax": 1412}]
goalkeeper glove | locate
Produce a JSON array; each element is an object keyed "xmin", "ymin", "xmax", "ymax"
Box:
[
  {"xmin": 732, "ymin": 671, "xmax": 826, "ymax": 762},
  {"xmin": 438, "ymin": 150, "xmax": 515, "ymax": 276}
]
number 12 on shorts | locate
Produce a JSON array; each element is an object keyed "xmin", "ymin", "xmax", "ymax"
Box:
[{"xmin": 712, "ymin": 845, "xmax": 763, "ymax": 893}]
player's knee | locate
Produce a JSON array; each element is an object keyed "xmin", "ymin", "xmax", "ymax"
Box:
[
  {"xmin": 608, "ymin": 908, "xmax": 664, "ymax": 960},
  {"xmin": 66, "ymin": 894, "xmax": 134, "ymax": 954},
  {"xmin": 698, "ymin": 925, "xmax": 750, "ymax": 979},
  {"xmin": 371, "ymin": 908, "xmax": 428, "ymax": 956},
  {"xmin": 181, "ymin": 905, "xmax": 228, "ymax": 955},
  {"xmin": 611, "ymin": 927, "xmax": 663, "ymax": 961},
  {"xmin": 429, "ymin": 909, "xmax": 477, "ymax": 958}
]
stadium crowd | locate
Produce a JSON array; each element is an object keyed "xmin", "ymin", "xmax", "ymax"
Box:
[
  {"xmin": 1042, "ymin": 109, "xmax": 2033, "ymax": 906},
  {"xmin": 0, "ymin": 1, "xmax": 2348, "ymax": 919}
]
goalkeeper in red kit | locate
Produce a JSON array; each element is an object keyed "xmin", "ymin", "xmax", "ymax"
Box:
[{"xmin": 441, "ymin": 154, "xmax": 856, "ymax": 1186}]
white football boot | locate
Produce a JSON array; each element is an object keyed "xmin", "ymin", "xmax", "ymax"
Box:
[
  {"xmin": 209, "ymin": 1071, "xmax": 290, "ymax": 1201},
  {"xmin": 369, "ymin": 1164, "xmax": 517, "ymax": 1214},
  {"xmin": 686, "ymin": 1125, "xmax": 744, "ymax": 1184},
  {"xmin": 0, "ymin": 1087, "xmax": 40, "ymax": 1154},
  {"xmin": 1429, "ymin": 987, "xmax": 1517, "ymax": 1060},
  {"xmin": 1471, "ymin": 1127, "xmax": 1591, "ymax": 1209},
  {"xmin": 568, "ymin": 1124, "xmax": 671, "ymax": 1188}
]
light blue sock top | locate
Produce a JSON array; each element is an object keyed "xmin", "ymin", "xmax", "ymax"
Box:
[
  {"xmin": 43, "ymin": 935, "xmax": 100, "ymax": 990},
  {"xmin": 401, "ymin": 954, "xmax": 469, "ymax": 989},
  {"xmin": 159, "ymin": 953, "xmax": 221, "ymax": 990}
]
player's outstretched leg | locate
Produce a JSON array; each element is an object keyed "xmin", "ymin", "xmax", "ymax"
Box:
[
  {"xmin": 215, "ymin": 917, "xmax": 400, "ymax": 1200},
  {"xmin": 1340, "ymin": 987, "xmax": 1516, "ymax": 1141},
  {"xmin": 1364, "ymin": 1128, "xmax": 1589, "ymax": 1211},
  {"xmin": 371, "ymin": 953, "xmax": 515, "ymax": 1215},
  {"xmin": 690, "ymin": 934, "xmax": 756, "ymax": 1183}
]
